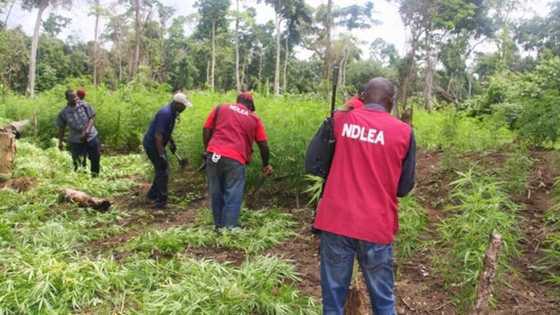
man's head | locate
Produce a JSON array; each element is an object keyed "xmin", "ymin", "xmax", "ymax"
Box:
[
  {"xmin": 172, "ymin": 92, "xmax": 192, "ymax": 113},
  {"xmin": 237, "ymin": 92, "xmax": 255, "ymax": 111},
  {"xmin": 77, "ymin": 88, "xmax": 86, "ymax": 100},
  {"xmin": 357, "ymin": 83, "xmax": 367, "ymax": 100},
  {"xmin": 65, "ymin": 89, "xmax": 77, "ymax": 106},
  {"xmin": 362, "ymin": 78, "xmax": 396, "ymax": 112}
]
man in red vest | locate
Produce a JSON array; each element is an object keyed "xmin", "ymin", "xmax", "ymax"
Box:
[
  {"xmin": 313, "ymin": 78, "xmax": 416, "ymax": 315},
  {"xmin": 344, "ymin": 84, "xmax": 366, "ymax": 109},
  {"xmin": 202, "ymin": 92, "xmax": 273, "ymax": 229}
]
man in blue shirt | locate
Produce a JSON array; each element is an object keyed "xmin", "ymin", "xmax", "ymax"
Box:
[
  {"xmin": 56, "ymin": 89, "xmax": 100, "ymax": 176},
  {"xmin": 143, "ymin": 93, "xmax": 191, "ymax": 209}
]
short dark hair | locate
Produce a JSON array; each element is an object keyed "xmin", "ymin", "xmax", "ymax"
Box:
[
  {"xmin": 237, "ymin": 93, "xmax": 255, "ymax": 111},
  {"xmin": 65, "ymin": 89, "xmax": 75, "ymax": 100}
]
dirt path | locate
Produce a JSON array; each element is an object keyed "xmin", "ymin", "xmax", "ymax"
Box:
[{"xmin": 493, "ymin": 151, "xmax": 560, "ymax": 314}]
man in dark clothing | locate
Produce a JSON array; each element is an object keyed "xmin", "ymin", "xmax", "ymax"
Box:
[
  {"xmin": 202, "ymin": 92, "xmax": 272, "ymax": 229},
  {"xmin": 143, "ymin": 93, "xmax": 191, "ymax": 209},
  {"xmin": 56, "ymin": 89, "xmax": 101, "ymax": 176},
  {"xmin": 313, "ymin": 78, "xmax": 416, "ymax": 315}
]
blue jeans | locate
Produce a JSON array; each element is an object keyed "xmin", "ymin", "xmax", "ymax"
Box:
[
  {"xmin": 320, "ymin": 231, "xmax": 396, "ymax": 315},
  {"xmin": 69, "ymin": 136, "xmax": 101, "ymax": 176},
  {"xmin": 143, "ymin": 140, "xmax": 168, "ymax": 206},
  {"xmin": 206, "ymin": 155, "xmax": 246, "ymax": 229}
]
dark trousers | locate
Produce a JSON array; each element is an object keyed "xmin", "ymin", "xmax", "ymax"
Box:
[
  {"xmin": 320, "ymin": 231, "xmax": 396, "ymax": 315},
  {"xmin": 143, "ymin": 141, "xmax": 168, "ymax": 206},
  {"xmin": 206, "ymin": 155, "xmax": 246, "ymax": 229},
  {"xmin": 69, "ymin": 136, "xmax": 100, "ymax": 176}
]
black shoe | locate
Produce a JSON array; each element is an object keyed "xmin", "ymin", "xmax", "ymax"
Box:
[{"xmin": 153, "ymin": 202, "xmax": 167, "ymax": 209}]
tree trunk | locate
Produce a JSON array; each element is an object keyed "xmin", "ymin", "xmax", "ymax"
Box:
[
  {"xmin": 282, "ymin": 35, "xmax": 289, "ymax": 93},
  {"xmin": 398, "ymin": 27, "xmax": 420, "ymax": 111},
  {"xmin": 3, "ymin": 0, "xmax": 17, "ymax": 27},
  {"xmin": 339, "ymin": 47, "xmax": 349, "ymax": 88},
  {"xmin": 27, "ymin": 0, "xmax": 48, "ymax": 97},
  {"xmin": 206, "ymin": 59, "xmax": 210, "ymax": 89},
  {"xmin": 258, "ymin": 49, "xmax": 263, "ymax": 82},
  {"xmin": 132, "ymin": 0, "xmax": 141, "ymax": 77},
  {"xmin": 235, "ymin": 0, "xmax": 241, "ymax": 92},
  {"xmin": 323, "ymin": 0, "xmax": 333, "ymax": 80},
  {"xmin": 59, "ymin": 188, "xmax": 111, "ymax": 212},
  {"xmin": 210, "ymin": 20, "xmax": 216, "ymax": 91},
  {"xmin": 240, "ymin": 53, "xmax": 249, "ymax": 89},
  {"xmin": 423, "ymin": 29, "xmax": 434, "ymax": 111},
  {"xmin": 93, "ymin": 0, "xmax": 100, "ymax": 86},
  {"xmin": 471, "ymin": 233, "xmax": 502, "ymax": 315},
  {"xmin": 0, "ymin": 131, "xmax": 15, "ymax": 180},
  {"xmin": 274, "ymin": 13, "xmax": 281, "ymax": 96},
  {"xmin": 158, "ymin": 18, "xmax": 166, "ymax": 82},
  {"xmin": 117, "ymin": 35, "xmax": 122, "ymax": 84}
]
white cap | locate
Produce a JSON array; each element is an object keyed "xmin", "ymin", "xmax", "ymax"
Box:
[{"xmin": 173, "ymin": 93, "xmax": 192, "ymax": 107}]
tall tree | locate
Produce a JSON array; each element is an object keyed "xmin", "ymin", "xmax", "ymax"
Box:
[
  {"xmin": 3, "ymin": 0, "xmax": 16, "ymax": 27},
  {"xmin": 103, "ymin": 11, "xmax": 129, "ymax": 84},
  {"xmin": 309, "ymin": 1, "xmax": 375, "ymax": 81},
  {"xmin": 89, "ymin": 0, "xmax": 104, "ymax": 86},
  {"xmin": 22, "ymin": 0, "xmax": 71, "ymax": 97},
  {"xmin": 194, "ymin": 0, "xmax": 230, "ymax": 90},
  {"xmin": 235, "ymin": 0, "xmax": 241, "ymax": 91},
  {"xmin": 516, "ymin": 1, "xmax": 560, "ymax": 56},
  {"xmin": 260, "ymin": 0, "xmax": 310, "ymax": 95},
  {"xmin": 42, "ymin": 13, "xmax": 71, "ymax": 36},
  {"xmin": 132, "ymin": 0, "xmax": 140, "ymax": 77}
]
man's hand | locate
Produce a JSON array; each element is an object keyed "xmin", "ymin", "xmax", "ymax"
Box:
[
  {"xmin": 80, "ymin": 131, "xmax": 87, "ymax": 143},
  {"xmin": 262, "ymin": 165, "xmax": 273, "ymax": 177},
  {"xmin": 58, "ymin": 141, "xmax": 64, "ymax": 151},
  {"xmin": 169, "ymin": 141, "xmax": 177, "ymax": 154}
]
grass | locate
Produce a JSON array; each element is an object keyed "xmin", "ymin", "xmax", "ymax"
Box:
[
  {"xmin": 414, "ymin": 108, "xmax": 514, "ymax": 153},
  {"xmin": 140, "ymin": 255, "xmax": 319, "ymax": 315},
  {"xmin": 434, "ymin": 169, "xmax": 520, "ymax": 310},
  {"xmin": 128, "ymin": 208, "xmax": 296, "ymax": 255},
  {"xmin": 496, "ymin": 145, "xmax": 533, "ymax": 195},
  {"xmin": 0, "ymin": 139, "xmax": 318, "ymax": 314},
  {"xmin": 539, "ymin": 179, "xmax": 560, "ymax": 287},
  {"xmin": 395, "ymin": 195, "xmax": 428, "ymax": 259}
]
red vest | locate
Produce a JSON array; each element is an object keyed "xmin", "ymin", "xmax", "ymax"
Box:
[
  {"xmin": 206, "ymin": 104, "xmax": 267, "ymax": 164},
  {"xmin": 345, "ymin": 96, "xmax": 364, "ymax": 109},
  {"xmin": 313, "ymin": 107, "xmax": 412, "ymax": 244}
]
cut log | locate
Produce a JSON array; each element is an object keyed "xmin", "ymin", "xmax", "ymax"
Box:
[
  {"xmin": 59, "ymin": 188, "xmax": 111, "ymax": 212},
  {"xmin": 0, "ymin": 131, "xmax": 16, "ymax": 181},
  {"xmin": 470, "ymin": 232, "xmax": 503, "ymax": 315},
  {"xmin": 1, "ymin": 119, "xmax": 30, "ymax": 138}
]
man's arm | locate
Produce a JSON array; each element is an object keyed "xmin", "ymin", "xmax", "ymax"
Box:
[
  {"xmin": 169, "ymin": 136, "xmax": 176, "ymax": 153},
  {"xmin": 397, "ymin": 132, "xmax": 416, "ymax": 197},
  {"xmin": 82, "ymin": 105, "xmax": 96, "ymax": 138},
  {"xmin": 154, "ymin": 132, "xmax": 166, "ymax": 157},
  {"xmin": 202, "ymin": 128, "xmax": 212, "ymax": 151},
  {"xmin": 82, "ymin": 117, "xmax": 95, "ymax": 141},
  {"xmin": 58, "ymin": 127, "xmax": 65, "ymax": 150},
  {"xmin": 56, "ymin": 111, "xmax": 66, "ymax": 150},
  {"xmin": 257, "ymin": 141, "xmax": 272, "ymax": 176}
]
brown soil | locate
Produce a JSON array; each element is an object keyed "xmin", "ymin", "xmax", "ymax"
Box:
[{"xmin": 493, "ymin": 150, "xmax": 560, "ymax": 315}]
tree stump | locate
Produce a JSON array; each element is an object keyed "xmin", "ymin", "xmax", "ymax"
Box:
[
  {"xmin": 471, "ymin": 232, "xmax": 503, "ymax": 315},
  {"xmin": 59, "ymin": 188, "xmax": 111, "ymax": 212},
  {"xmin": 0, "ymin": 131, "xmax": 16, "ymax": 181}
]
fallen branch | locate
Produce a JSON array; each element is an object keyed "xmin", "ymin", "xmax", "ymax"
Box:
[
  {"xmin": 470, "ymin": 232, "xmax": 502, "ymax": 315},
  {"xmin": 59, "ymin": 188, "xmax": 111, "ymax": 212}
]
